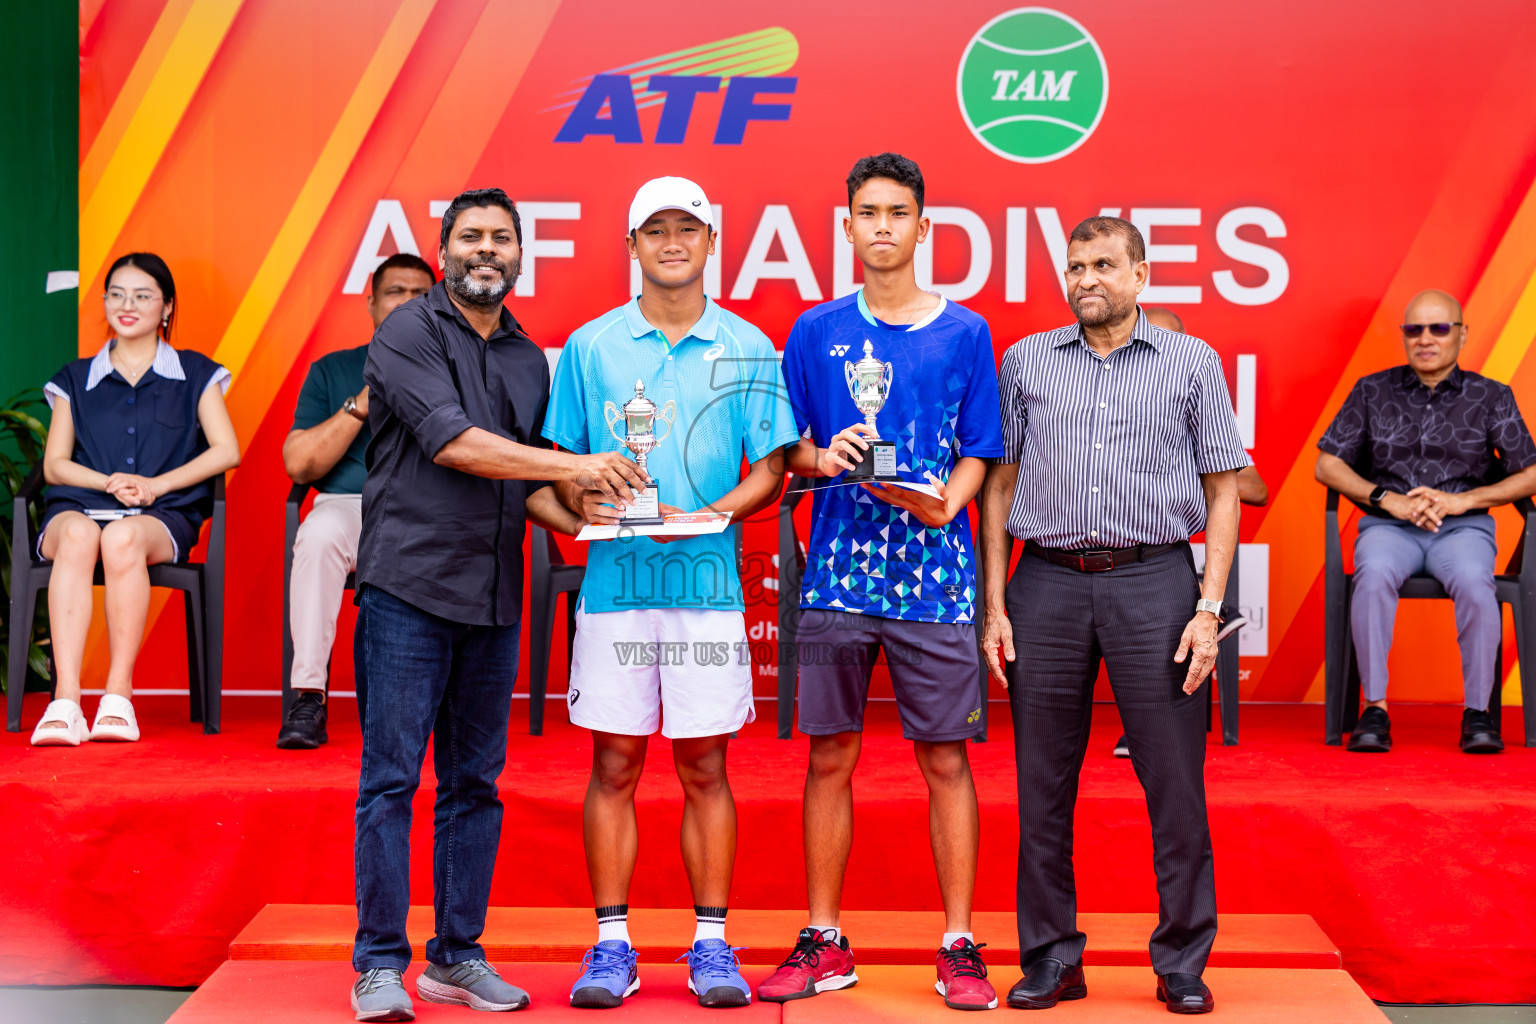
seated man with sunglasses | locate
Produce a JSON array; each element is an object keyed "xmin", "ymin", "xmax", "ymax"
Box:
[{"xmin": 1315, "ymin": 289, "xmax": 1536, "ymax": 754}]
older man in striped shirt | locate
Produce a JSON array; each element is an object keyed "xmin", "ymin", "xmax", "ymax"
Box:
[{"xmin": 979, "ymin": 217, "xmax": 1247, "ymax": 1015}]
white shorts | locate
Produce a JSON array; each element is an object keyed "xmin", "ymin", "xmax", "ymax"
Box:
[{"xmin": 567, "ymin": 603, "xmax": 756, "ymax": 739}]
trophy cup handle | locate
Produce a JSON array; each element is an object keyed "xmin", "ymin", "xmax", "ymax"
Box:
[
  {"xmin": 603, "ymin": 401, "xmax": 627, "ymax": 445},
  {"xmin": 653, "ymin": 400, "xmax": 677, "ymax": 443},
  {"xmin": 843, "ymin": 360, "xmax": 857, "ymax": 397},
  {"xmin": 881, "ymin": 362, "xmax": 894, "ymax": 399}
]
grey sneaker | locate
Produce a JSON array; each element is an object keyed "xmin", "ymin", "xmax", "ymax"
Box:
[
  {"xmin": 352, "ymin": 968, "xmax": 414, "ymax": 1022},
  {"xmin": 418, "ymin": 959, "xmax": 531, "ymax": 1012}
]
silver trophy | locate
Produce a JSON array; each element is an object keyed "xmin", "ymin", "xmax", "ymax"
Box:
[
  {"xmin": 843, "ymin": 339, "xmax": 899, "ymax": 480},
  {"xmin": 604, "ymin": 379, "xmax": 675, "ymax": 525}
]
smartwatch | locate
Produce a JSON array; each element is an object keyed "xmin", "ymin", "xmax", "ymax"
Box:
[
  {"xmin": 1195, "ymin": 598, "xmax": 1224, "ymax": 618},
  {"xmin": 342, "ymin": 396, "xmax": 366, "ymax": 422},
  {"xmin": 1368, "ymin": 485, "xmax": 1388, "ymax": 507}
]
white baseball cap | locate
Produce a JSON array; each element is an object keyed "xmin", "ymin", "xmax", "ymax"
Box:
[{"xmin": 627, "ymin": 176, "xmax": 714, "ymax": 234}]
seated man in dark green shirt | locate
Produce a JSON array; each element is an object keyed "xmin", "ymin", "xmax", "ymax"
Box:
[{"xmin": 277, "ymin": 252, "xmax": 435, "ymax": 748}]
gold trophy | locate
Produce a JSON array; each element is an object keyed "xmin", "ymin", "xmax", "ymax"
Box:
[{"xmin": 603, "ymin": 380, "xmax": 675, "ymax": 525}]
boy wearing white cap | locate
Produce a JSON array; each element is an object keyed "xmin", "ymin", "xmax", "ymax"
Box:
[{"xmin": 543, "ymin": 177, "xmax": 800, "ymax": 1009}]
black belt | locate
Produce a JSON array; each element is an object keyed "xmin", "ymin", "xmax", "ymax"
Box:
[{"xmin": 1025, "ymin": 540, "xmax": 1183, "ymax": 572}]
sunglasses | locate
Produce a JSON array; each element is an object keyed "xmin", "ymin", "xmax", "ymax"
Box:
[{"xmin": 1400, "ymin": 322, "xmax": 1462, "ymax": 338}]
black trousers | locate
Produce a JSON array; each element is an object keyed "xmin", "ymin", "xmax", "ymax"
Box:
[{"xmin": 1005, "ymin": 545, "xmax": 1217, "ymax": 976}]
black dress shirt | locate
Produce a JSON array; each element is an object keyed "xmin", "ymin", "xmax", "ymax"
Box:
[
  {"xmin": 358, "ymin": 281, "xmax": 552, "ymax": 626},
  {"xmin": 1318, "ymin": 365, "xmax": 1536, "ymax": 517},
  {"xmin": 996, "ymin": 311, "xmax": 1250, "ymax": 548}
]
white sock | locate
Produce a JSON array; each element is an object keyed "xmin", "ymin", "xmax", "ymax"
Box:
[
  {"xmin": 694, "ymin": 905, "xmax": 728, "ymax": 944},
  {"xmin": 810, "ymin": 925, "xmax": 841, "ymax": 944},
  {"xmin": 596, "ymin": 904, "xmax": 630, "ymax": 945},
  {"xmin": 942, "ymin": 931, "xmax": 974, "ymax": 950}
]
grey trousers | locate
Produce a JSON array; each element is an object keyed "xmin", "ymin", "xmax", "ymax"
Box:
[
  {"xmin": 1351, "ymin": 514, "xmax": 1499, "ymax": 709},
  {"xmin": 1005, "ymin": 545, "xmax": 1216, "ymax": 976}
]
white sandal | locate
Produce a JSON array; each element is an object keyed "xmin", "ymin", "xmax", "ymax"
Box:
[
  {"xmin": 31, "ymin": 698, "xmax": 90, "ymax": 747},
  {"xmin": 90, "ymin": 693, "xmax": 141, "ymax": 742}
]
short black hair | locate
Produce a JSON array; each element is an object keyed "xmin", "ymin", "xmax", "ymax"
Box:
[
  {"xmin": 1068, "ymin": 216, "xmax": 1145, "ymax": 264},
  {"xmin": 846, "ymin": 153, "xmax": 924, "ymax": 213},
  {"xmin": 439, "ymin": 187, "xmax": 522, "ymax": 248},
  {"xmin": 370, "ymin": 252, "xmax": 436, "ymax": 295},
  {"xmin": 104, "ymin": 252, "xmax": 178, "ymax": 341}
]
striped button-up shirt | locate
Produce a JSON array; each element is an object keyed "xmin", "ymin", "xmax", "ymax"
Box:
[{"xmin": 997, "ymin": 310, "xmax": 1249, "ymax": 548}]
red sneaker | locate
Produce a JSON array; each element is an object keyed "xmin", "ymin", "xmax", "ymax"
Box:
[
  {"xmin": 756, "ymin": 927, "xmax": 859, "ymax": 1002},
  {"xmin": 936, "ymin": 938, "xmax": 997, "ymax": 1010}
]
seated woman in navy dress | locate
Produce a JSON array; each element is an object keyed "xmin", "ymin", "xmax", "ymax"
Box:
[{"xmin": 30, "ymin": 253, "xmax": 241, "ymax": 746}]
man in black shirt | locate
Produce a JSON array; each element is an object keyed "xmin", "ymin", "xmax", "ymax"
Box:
[
  {"xmin": 1316, "ymin": 289, "xmax": 1536, "ymax": 754},
  {"xmin": 349, "ymin": 188, "xmax": 646, "ymax": 1021}
]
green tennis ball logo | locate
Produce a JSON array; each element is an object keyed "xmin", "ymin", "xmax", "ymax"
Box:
[{"xmin": 956, "ymin": 8, "xmax": 1108, "ymax": 163}]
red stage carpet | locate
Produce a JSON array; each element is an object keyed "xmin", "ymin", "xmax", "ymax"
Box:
[{"xmin": 3, "ymin": 694, "xmax": 1532, "ymax": 1002}]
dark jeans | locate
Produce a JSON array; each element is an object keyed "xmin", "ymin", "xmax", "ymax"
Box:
[
  {"xmin": 1004, "ymin": 546, "xmax": 1217, "ymax": 976},
  {"xmin": 353, "ymin": 585, "xmax": 520, "ymax": 971}
]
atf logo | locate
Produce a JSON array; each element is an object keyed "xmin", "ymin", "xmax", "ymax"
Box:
[
  {"xmin": 553, "ymin": 28, "xmax": 798, "ymax": 145},
  {"xmin": 956, "ymin": 8, "xmax": 1108, "ymax": 163}
]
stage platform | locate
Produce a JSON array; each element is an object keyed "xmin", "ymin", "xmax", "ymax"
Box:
[
  {"xmin": 164, "ymin": 960, "xmax": 1389, "ymax": 1023},
  {"xmin": 229, "ymin": 905, "xmax": 1342, "ymax": 969},
  {"xmin": 4, "ymin": 694, "xmax": 1533, "ymax": 1003}
]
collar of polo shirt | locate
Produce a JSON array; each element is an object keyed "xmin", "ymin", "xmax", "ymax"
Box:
[
  {"xmin": 1400, "ymin": 364, "xmax": 1465, "ymax": 394},
  {"xmin": 85, "ymin": 337, "xmax": 186, "ymax": 390},
  {"xmin": 1056, "ymin": 308, "xmax": 1164, "ymax": 353},
  {"xmin": 621, "ymin": 294, "xmax": 721, "ymax": 345}
]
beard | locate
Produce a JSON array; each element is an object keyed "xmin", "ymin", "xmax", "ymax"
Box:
[
  {"xmin": 1069, "ymin": 289, "xmax": 1136, "ymax": 328},
  {"xmin": 445, "ymin": 251, "xmax": 521, "ymax": 308}
]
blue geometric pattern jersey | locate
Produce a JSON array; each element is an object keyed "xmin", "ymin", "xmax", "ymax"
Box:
[{"xmin": 782, "ymin": 290, "xmax": 1004, "ymax": 624}]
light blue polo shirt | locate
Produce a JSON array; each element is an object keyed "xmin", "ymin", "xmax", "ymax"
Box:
[{"xmin": 544, "ymin": 297, "xmax": 800, "ymax": 613}]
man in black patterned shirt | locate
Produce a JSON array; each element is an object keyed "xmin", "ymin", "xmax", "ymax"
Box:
[{"xmin": 1316, "ymin": 289, "xmax": 1536, "ymax": 754}]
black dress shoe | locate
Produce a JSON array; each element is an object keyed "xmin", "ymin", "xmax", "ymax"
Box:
[
  {"xmin": 1006, "ymin": 958, "xmax": 1086, "ymax": 1009},
  {"xmin": 1460, "ymin": 707, "xmax": 1504, "ymax": 753},
  {"xmin": 1112, "ymin": 734, "xmax": 1130, "ymax": 758},
  {"xmin": 277, "ymin": 691, "xmax": 328, "ymax": 749},
  {"xmin": 1347, "ymin": 706, "xmax": 1391, "ymax": 752},
  {"xmin": 1156, "ymin": 973, "xmax": 1213, "ymax": 1014}
]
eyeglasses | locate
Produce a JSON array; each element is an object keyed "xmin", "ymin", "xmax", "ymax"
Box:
[
  {"xmin": 1400, "ymin": 322, "xmax": 1462, "ymax": 338},
  {"xmin": 105, "ymin": 288, "xmax": 164, "ymax": 309}
]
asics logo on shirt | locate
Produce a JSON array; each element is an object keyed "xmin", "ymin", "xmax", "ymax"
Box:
[
  {"xmin": 829, "ymin": 344, "xmax": 850, "ymax": 356},
  {"xmin": 703, "ymin": 343, "xmax": 725, "ymax": 361}
]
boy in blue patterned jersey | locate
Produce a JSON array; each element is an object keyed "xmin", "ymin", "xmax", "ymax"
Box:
[
  {"xmin": 544, "ymin": 177, "xmax": 800, "ymax": 1010},
  {"xmin": 757, "ymin": 154, "xmax": 1004, "ymax": 1011}
]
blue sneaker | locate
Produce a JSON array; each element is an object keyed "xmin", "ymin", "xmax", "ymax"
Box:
[
  {"xmin": 570, "ymin": 940, "xmax": 640, "ymax": 1009},
  {"xmin": 682, "ymin": 939, "xmax": 751, "ymax": 1008}
]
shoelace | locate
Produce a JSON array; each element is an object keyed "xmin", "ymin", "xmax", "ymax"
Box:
[
  {"xmin": 777, "ymin": 933, "xmax": 828, "ymax": 969},
  {"xmin": 678, "ymin": 943, "xmax": 747, "ymax": 977},
  {"xmin": 582, "ymin": 944, "xmax": 635, "ymax": 977},
  {"xmin": 938, "ymin": 942, "xmax": 989, "ymax": 979},
  {"xmin": 288, "ymin": 694, "xmax": 325, "ymax": 723},
  {"xmin": 443, "ymin": 959, "xmax": 499, "ymax": 986},
  {"xmin": 356, "ymin": 968, "xmax": 404, "ymax": 994}
]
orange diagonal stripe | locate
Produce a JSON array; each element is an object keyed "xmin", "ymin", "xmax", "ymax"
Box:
[
  {"xmin": 212, "ymin": 0, "xmax": 438, "ymax": 382},
  {"xmin": 79, "ymin": 0, "xmax": 244, "ymax": 304}
]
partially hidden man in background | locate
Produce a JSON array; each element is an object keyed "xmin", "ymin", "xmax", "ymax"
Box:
[
  {"xmin": 277, "ymin": 252, "xmax": 434, "ymax": 750},
  {"xmin": 761, "ymin": 153, "xmax": 1005, "ymax": 1012},
  {"xmin": 544, "ymin": 176, "xmax": 799, "ymax": 1010},
  {"xmin": 349, "ymin": 188, "xmax": 646, "ymax": 1022},
  {"xmin": 1315, "ymin": 288, "xmax": 1536, "ymax": 754},
  {"xmin": 982, "ymin": 217, "xmax": 1247, "ymax": 1015}
]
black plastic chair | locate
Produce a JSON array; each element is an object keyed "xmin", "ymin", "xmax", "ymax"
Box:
[
  {"xmin": 775, "ymin": 477, "xmax": 991, "ymax": 741},
  {"xmin": 280, "ymin": 482, "xmax": 356, "ymax": 717},
  {"xmin": 7, "ymin": 463, "xmax": 225, "ymax": 734},
  {"xmin": 1324, "ymin": 488, "xmax": 1536, "ymax": 746},
  {"xmin": 1209, "ymin": 543, "xmax": 1242, "ymax": 745},
  {"xmin": 528, "ymin": 524, "xmax": 583, "ymax": 736}
]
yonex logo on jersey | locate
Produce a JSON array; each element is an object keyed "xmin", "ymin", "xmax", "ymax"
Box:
[
  {"xmin": 956, "ymin": 8, "xmax": 1109, "ymax": 163},
  {"xmin": 829, "ymin": 344, "xmax": 851, "ymax": 356}
]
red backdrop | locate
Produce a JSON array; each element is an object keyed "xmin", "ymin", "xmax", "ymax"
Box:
[{"xmin": 77, "ymin": 0, "xmax": 1536, "ymax": 706}]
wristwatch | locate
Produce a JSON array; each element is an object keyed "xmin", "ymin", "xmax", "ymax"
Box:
[
  {"xmin": 1195, "ymin": 598, "xmax": 1224, "ymax": 618},
  {"xmin": 1368, "ymin": 485, "xmax": 1388, "ymax": 507},
  {"xmin": 342, "ymin": 396, "xmax": 366, "ymax": 422}
]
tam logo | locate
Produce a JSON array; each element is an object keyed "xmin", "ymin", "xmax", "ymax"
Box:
[{"xmin": 556, "ymin": 74, "xmax": 796, "ymax": 145}]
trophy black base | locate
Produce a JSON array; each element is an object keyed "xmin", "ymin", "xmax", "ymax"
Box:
[
  {"xmin": 847, "ymin": 439, "xmax": 901, "ymax": 482},
  {"xmin": 620, "ymin": 480, "xmax": 666, "ymax": 527}
]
